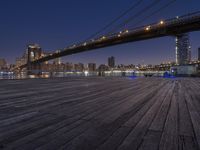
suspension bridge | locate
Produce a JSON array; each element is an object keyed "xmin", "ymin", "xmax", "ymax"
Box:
[
  {"xmin": 16, "ymin": 11, "xmax": 200, "ymax": 71},
  {"xmin": 12, "ymin": 0, "xmax": 200, "ymax": 74}
]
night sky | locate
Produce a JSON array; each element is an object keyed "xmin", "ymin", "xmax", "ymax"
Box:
[{"xmin": 0, "ymin": 0, "xmax": 200, "ymax": 65}]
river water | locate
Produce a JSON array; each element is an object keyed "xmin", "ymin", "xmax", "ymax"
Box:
[{"xmin": 0, "ymin": 71, "xmax": 168, "ymax": 79}]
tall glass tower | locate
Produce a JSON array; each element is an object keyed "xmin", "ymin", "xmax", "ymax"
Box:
[
  {"xmin": 175, "ymin": 34, "xmax": 191, "ymax": 65},
  {"xmin": 198, "ymin": 48, "xmax": 200, "ymax": 61},
  {"xmin": 108, "ymin": 56, "xmax": 115, "ymax": 68}
]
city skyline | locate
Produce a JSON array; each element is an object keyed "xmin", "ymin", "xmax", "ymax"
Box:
[
  {"xmin": 1, "ymin": 1, "xmax": 200, "ymax": 148},
  {"xmin": 2, "ymin": 34, "xmax": 200, "ymax": 66},
  {"xmin": 0, "ymin": 0, "xmax": 200, "ymax": 65}
]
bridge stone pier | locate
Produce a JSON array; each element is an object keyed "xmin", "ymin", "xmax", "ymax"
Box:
[{"xmin": 27, "ymin": 44, "xmax": 42, "ymax": 75}]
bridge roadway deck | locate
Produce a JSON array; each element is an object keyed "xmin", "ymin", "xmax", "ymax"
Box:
[{"xmin": 0, "ymin": 77, "xmax": 200, "ymax": 150}]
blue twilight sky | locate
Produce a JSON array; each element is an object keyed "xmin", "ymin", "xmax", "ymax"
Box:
[{"xmin": 0, "ymin": 0, "xmax": 200, "ymax": 65}]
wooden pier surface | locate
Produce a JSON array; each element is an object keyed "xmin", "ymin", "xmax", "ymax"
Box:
[{"xmin": 0, "ymin": 77, "xmax": 200, "ymax": 150}]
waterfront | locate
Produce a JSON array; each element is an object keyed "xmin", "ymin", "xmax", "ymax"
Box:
[
  {"xmin": 0, "ymin": 70, "xmax": 169, "ymax": 80},
  {"xmin": 0, "ymin": 77, "xmax": 199, "ymax": 149}
]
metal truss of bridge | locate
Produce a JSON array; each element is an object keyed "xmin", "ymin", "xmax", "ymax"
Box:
[{"xmin": 17, "ymin": 11, "xmax": 200, "ymax": 70}]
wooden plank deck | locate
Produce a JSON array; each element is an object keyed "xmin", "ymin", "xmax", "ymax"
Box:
[{"xmin": 0, "ymin": 77, "xmax": 200, "ymax": 150}]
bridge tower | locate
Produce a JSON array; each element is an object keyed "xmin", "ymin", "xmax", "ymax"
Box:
[
  {"xmin": 175, "ymin": 33, "xmax": 191, "ymax": 65},
  {"xmin": 27, "ymin": 44, "xmax": 42, "ymax": 75}
]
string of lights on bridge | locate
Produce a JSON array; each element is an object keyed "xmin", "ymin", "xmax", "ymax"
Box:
[
  {"xmin": 15, "ymin": 0, "xmax": 200, "ymax": 71},
  {"xmin": 44, "ymin": 11, "xmax": 199, "ymax": 58}
]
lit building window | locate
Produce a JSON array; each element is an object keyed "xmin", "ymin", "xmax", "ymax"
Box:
[{"xmin": 31, "ymin": 52, "xmax": 34, "ymax": 57}]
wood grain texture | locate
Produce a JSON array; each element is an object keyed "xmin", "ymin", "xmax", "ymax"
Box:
[{"xmin": 0, "ymin": 77, "xmax": 199, "ymax": 150}]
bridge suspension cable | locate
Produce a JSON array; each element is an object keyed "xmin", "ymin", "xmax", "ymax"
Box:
[
  {"xmin": 17, "ymin": 11, "xmax": 200, "ymax": 70},
  {"xmin": 129, "ymin": 0, "xmax": 177, "ymax": 29},
  {"xmin": 71, "ymin": 0, "xmax": 176, "ymax": 49},
  {"xmin": 106, "ymin": 0, "xmax": 163, "ymax": 34},
  {"xmin": 84, "ymin": 0, "xmax": 144, "ymax": 41}
]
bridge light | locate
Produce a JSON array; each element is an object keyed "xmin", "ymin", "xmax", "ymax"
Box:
[
  {"xmin": 160, "ymin": 20, "xmax": 164, "ymax": 25},
  {"xmin": 119, "ymin": 31, "xmax": 122, "ymax": 34},
  {"xmin": 102, "ymin": 36, "xmax": 106, "ymax": 40},
  {"xmin": 84, "ymin": 71, "xmax": 89, "ymax": 76},
  {"xmin": 118, "ymin": 34, "xmax": 121, "ymax": 37},
  {"xmin": 83, "ymin": 42, "xmax": 87, "ymax": 46},
  {"xmin": 145, "ymin": 26, "xmax": 150, "ymax": 31},
  {"xmin": 125, "ymin": 30, "xmax": 129, "ymax": 33}
]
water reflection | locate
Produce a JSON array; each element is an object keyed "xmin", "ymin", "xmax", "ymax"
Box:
[
  {"xmin": 0, "ymin": 71, "xmax": 169, "ymax": 80},
  {"xmin": 0, "ymin": 71, "xmax": 98, "ymax": 79}
]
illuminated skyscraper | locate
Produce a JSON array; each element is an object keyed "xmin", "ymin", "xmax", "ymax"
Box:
[
  {"xmin": 88, "ymin": 63, "xmax": 96, "ymax": 72},
  {"xmin": 198, "ymin": 47, "xmax": 200, "ymax": 61},
  {"xmin": 0, "ymin": 58, "xmax": 6, "ymax": 69},
  {"xmin": 98, "ymin": 64, "xmax": 109, "ymax": 72},
  {"xmin": 175, "ymin": 34, "xmax": 191, "ymax": 65},
  {"xmin": 74, "ymin": 63, "xmax": 84, "ymax": 72},
  {"xmin": 65, "ymin": 62, "xmax": 73, "ymax": 71},
  {"xmin": 108, "ymin": 56, "xmax": 115, "ymax": 68}
]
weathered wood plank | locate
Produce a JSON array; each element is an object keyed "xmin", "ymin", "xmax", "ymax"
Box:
[
  {"xmin": 0, "ymin": 77, "xmax": 199, "ymax": 150},
  {"xmin": 159, "ymin": 83, "xmax": 178, "ymax": 150},
  {"xmin": 117, "ymin": 81, "xmax": 171, "ymax": 150}
]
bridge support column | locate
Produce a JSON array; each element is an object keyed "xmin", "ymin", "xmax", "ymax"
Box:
[
  {"xmin": 27, "ymin": 63, "xmax": 42, "ymax": 76},
  {"xmin": 175, "ymin": 33, "xmax": 191, "ymax": 65},
  {"xmin": 27, "ymin": 44, "xmax": 42, "ymax": 76}
]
